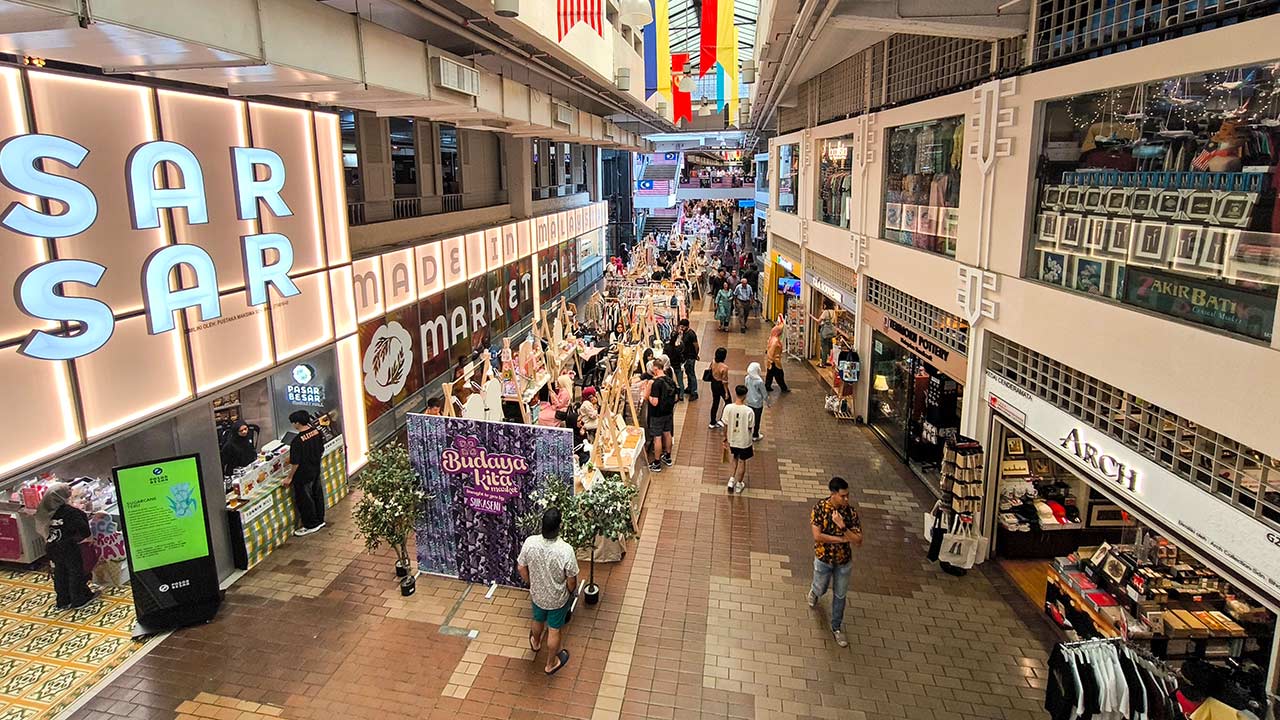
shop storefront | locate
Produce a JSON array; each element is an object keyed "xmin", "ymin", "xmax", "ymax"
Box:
[
  {"xmin": 816, "ymin": 135, "xmax": 855, "ymax": 229},
  {"xmin": 882, "ymin": 115, "xmax": 964, "ymax": 257},
  {"xmin": 803, "ymin": 254, "xmax": 859, "ymax": 400},
  {"xmin": 862, "ymin": 279, "xmax": 970, "ymax": 489},
  {"xmin": 1027, "ymin": 61, "xmax": 1280, "ymax": 343},
  {"xmin": 765, "ymin": 247, "xmax": 802, "ymax": 323},
  {"xmin": 985, "ymin": 367, "xmax": 1280, "ymax": 703},
  {"xmin": 776, "ymin": 142, "xmax": 799, "ymax": 214}
]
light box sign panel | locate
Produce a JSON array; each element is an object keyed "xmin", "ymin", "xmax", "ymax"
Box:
[{"xmin": 0, "ymin": 66, "xmax": 353, "ymax": 478}]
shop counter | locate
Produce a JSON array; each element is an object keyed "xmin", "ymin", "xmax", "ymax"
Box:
[{"xmin": 225, "ymin": 437, "xmax": 348, "ymax": 570}]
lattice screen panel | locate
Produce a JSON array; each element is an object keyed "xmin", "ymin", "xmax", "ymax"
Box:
[
  {"xmin": 885, "ymin": 35, "xmax": 992, "ymax": 106},
  {"xmin": 865, "ymin": 277, "xmax": 969, "ymax": 355},
  {"xmin": 807, "ymin": 251, "xmax": 858, "ymax": 298},
  {"xmin": 771, "ymin": 235, "xmax": 803, "ymax": 264},
  {"xmin": 988, "ymin": 335, "xmax": 1280, "ymax": 528}
]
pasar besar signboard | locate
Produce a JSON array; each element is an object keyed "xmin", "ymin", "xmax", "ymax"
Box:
[{"xmin": 0, "ymin": 65, "xmax": 354, "ymax": 478}]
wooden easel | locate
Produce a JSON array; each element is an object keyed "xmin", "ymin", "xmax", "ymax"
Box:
[{"xmin": 440, "ymin": 353, "xmax": 494, "ymax": 418}]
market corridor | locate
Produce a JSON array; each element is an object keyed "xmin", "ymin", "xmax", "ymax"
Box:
[{"xmin": 68, "ymin": 306, "xmax": 1055, "ymax": 720}]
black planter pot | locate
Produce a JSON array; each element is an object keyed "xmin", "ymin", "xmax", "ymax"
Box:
[
  {"xmin": 400, "ymin": 575, "xmax": 416, "ymax": 596},
  {"xmin": 583, "ymin": 583, "xmax": 600, "ymax": 605},
  {"xmin": 395, "ymin": 561, "xmax": 409, "ymax": 578}
]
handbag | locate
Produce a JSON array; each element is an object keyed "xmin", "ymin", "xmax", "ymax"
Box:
[
  {"xmin": 937, "ymin": 515, "xmax": 979, "ymax": 569},
  {"xmin": 819, "ymin": 319, "xmax": 836, "ymax": 340},
  {"xmin": 702, "ymin": 367, "xmax": 713, "ymax": 382}
]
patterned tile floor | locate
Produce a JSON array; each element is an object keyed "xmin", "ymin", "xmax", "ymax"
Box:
[
  {"xmin": 65, "ymin": 302, "xmax": 1058, "ymax": 720},
  {"xmin": 0, "ymin": 569, "xmax": 139, "ymax": 720}
]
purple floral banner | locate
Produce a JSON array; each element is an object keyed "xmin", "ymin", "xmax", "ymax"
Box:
[{"xmin": 407, "ymin": 414, "xmax": 573, "ymax": 587}]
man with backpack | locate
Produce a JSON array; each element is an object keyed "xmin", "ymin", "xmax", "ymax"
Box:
[{"xmin": 645, "ymin": 357, "xmax": 678, "ymax": 473}]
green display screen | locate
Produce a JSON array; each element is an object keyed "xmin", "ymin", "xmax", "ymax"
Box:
[{"xmin": 116, "ymin": 457, "xmax": 210, "ymax": 572}]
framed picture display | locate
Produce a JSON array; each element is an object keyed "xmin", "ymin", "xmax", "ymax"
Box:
[
  {"xmin": 1154, "ymin": 190, "xmax": 1185, "ymax": 221},
  {"xmin": 1001, "ymin": 459, "xmax": 1031, "ymax": 476},
  {"xmin": 918, "ymin": 205, "xmax": 938, "ymax": 235},
  {"xmin": 903, "ymin": 204, "xmax": 920, "ymax": 232},
  {"xmin": 1070, "ymin": 256, "xmax": 1108, "ymax": 295},
  {"xmin": 1170, "ymin": 224, "xmax": 1205, "ymax": 272},
  {"xmin": 942, "ymin": 207, "xmax": 960, "ymax": 239},
  {"xmin": 885, "ymin": 202, "xmax": 903, "ymax": 230},
  {"xmin": 1226, "ymin": 231, "xmax": 1280, "ymax": 283},
  {"xmin": 1105, "ymin": 218, "xmax": 1133, "ymax": 259},
  {"xmin": 1103, "ymin": 187, "xmax": 1131, "ymax": 215},
  {"xmin": 1005, "ymin": 437, "xmax": 1025, "ymax": 456},
  {"xmin": 1060, "ymin": 214, "xmax": 1084, "ymax": 249},
  {"xmin": 1132, "ymin": 222, "xmax": 1170, "ymax": 265},
  {"xmin": 1213, "ymin": 191, "xmax": 1256, "ymax": 229},
  {"xmin": 1090, "ymin": 504, "xmax": 1129, "ymax": 527},
  {"xmin": 1184, "ymin": 189, "xmax": 1216, "ymax": 222},
  {"xmin": 1042, "ymin": 185, "xmax": 1063, "ymax": 210},
  {"xmin": 1062, "ymin": 187, "xmax": 1083, "ymax": 212},
  {"xmin": 1130, "ymin": 188, "xmax": 1158, "ymax": 218},
  {"xmin": 1030, "ymin": 458, "xmax": 1055, "ymax": 476},
  {"xmin": 1111, "ymin": 263, "xmax": 1127, "ymax": 299},
  {"xmin": 1083, "ymin": 187, "xmax": 1105, "ymax": 213},
  {"xmin": 1199, "ymin": 228, "xmax": 1235, "ymax": 274},
  {"xmin": 1039, "ymin": 251, "xmax": 1068, "ymax": 285},
  {"xmin": 1085, "ymin": 216, "xmax": 1110, "ymax": 253},
  {"xmin": 1037, "ymin": 212, "xmax": 1061, "ymax": 249}
]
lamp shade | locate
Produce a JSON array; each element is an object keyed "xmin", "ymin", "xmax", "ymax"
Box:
[
  {"xmin": 616, "ymin": 67, "xmax": 631, "ymax": 91},
  {"xmin": 620, "ymin": 0, "xmax": 653, "ymax": 27},
  {"xmin": 873, "ymin": 375, "xmax": 890, "ymax": 392},
  {"xmin": 493, "ymin": 0, "xmax": 519, "ymax": 17},
  {"xmin": 678, "ymin": 73, "xmax": 695, "ymax": 94}
]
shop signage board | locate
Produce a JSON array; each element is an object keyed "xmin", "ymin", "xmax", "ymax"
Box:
[
  {"xmin": 806, "ymin": 273, "xmax": 856, "ymax": 312},
  {"xmin": 407, "ymin": 414, "xmax": 574, "ymax": 588},
  {"xmin": 985, "ymin": 370, "xmax": 1280, "ymax": 603},
  {"xmin": 861, "ymin": 303, "xmax": 968, "ymax": 382},
  {"xmin": 1124, "ymin": 266, "xmax": 1274, "ymax": 342},
  {"xmin": 111, "ymin": 454, "xmax": 220, "ymax": 636}
]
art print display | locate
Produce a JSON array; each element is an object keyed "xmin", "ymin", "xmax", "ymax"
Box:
[
  {"xmin": 1042, "ymin": 185, "xmax": 1062, "ymax": 210},
  {"xmin": 1155, "ymin": 190, "xmax": 1184, "ymax": 220},
  {"xmin": 1038, "ymin": 212, "xmax": 1060, "ymax": 248},
  {"xmin": 918, "ymin": 205, "xmax": 938, "ymax": 236},
  {"xmin": 409, "ymin": 414, "xmax": 574, "ymax": 587},
  {"xmin": 1060, "ymin": 215, "xmax": 1083, "ymax": 249},
  {"xmin": 1107, "ymin": 219, "xmax": 1133, "ymax": 258},
  {"xmin": 902, "ymin": 205, "xmax": 920, "ymax": 232},
  {"xmin": 1071, "ymin": 257, "xmax": 1108, "ymax": 295},
  {"xmin": 1087, "ymin": 216, "xmax": 1112, "ymax": 252},
  {"xmin": 1185, "ymin": 191, "xmax": 1216, "ymax": 222},
  {"xmin": 1040, "ymin": 251, "xmax": 1067, "ymax": 286},
  {"xmin": 1133, "ymin": 223, "xmax": 1169, "ymax": 264},
  {"xmin": 884, "ymin": 203, "xmax": 903, "ymax": 230},
  {"xmin": 1171, "ymin": 225, "xmax": 1204, "ymax": 271},
  {"xmin": 1214, "ymin": 191, "xmax": 1256, "ymax": 228},
  {"xmin": 1104, "ymin": 188, "xmax": 1130, "ymax": 214}
]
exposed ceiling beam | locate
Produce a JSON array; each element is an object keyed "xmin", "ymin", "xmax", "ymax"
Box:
[{"xmin": 830, "ymin": 0, "xmax": 1028, "ymax": 40}]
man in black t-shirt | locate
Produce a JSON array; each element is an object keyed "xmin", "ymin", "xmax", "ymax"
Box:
[
  {"xmin": 645, "ymin": 358, "xmax": 677, "ymax": 473},
  {"xmin": 677, "ymin": 318, "xmax": 699, "ymax": 401},
  {"xmin": 286, "ymin": 410, "xmax": 327, "ymax": 535}
]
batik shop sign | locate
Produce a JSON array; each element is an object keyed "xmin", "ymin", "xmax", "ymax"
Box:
[{"xmin": 1124, "ymin": 266, "xmax": 1274, "ymax": 342}]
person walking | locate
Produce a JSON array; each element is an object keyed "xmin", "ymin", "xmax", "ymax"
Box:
[
  {"xmin": 808, "ymin": 477, "xmax": 862, "ymax": 648},
  {"xmin": 284, "ymin": 410, "xmax": 327, "ymax": 536},
  {"xmin": 645, "ymin": 357, "xmax": 678, "ymax": 472},
  {"xmin": 714, "ymin": 280, "xmax": 734, "ymax": 332},
  {"xmin": 706, "ymin": 347, "xmax": 730, "ymax": 429},
  {"xmin": 764, "ymin": 320, "xmax": 791, "ymax": 393},
  {"xmin": 36, "ymin": 483, "xmax": 96, "ymax": 610},
  {"xmin": 721, "ymin": 385, "xmax": 755, "ymax": 493},
  {"xmin": 518, "ymin": 508, "xmax": 579, "ymax": 675},
  {"xmin": 677, "ymin": 318, "xmax": 699, "ymax": 401},
  {"xmin": 733, "ymin": 277, "xmax": 754, "ymax": 333},
  {"xmin": 744, "ymin": 362, "xmax": 768, "ymax": 441}
]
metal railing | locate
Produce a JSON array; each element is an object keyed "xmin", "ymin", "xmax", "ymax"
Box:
[
  {"xmin": 442, "ymin": 194, "xmax": 463, "ymax": 213},
  {"xmin": 393, "ymin": 197, "xmax": 421, "ymax": 219},
  {"xmin": 347, "ymin": 202, "xmax": 365, "ymax": 226}
]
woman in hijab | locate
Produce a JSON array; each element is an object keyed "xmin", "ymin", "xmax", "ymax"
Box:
[
  {"xmin": 744, "ymin": 362, "xmax": 769, "ymax": 441},
  {"xmin": 36, "ymin": 483, "xmax": 95, "ymax": 610},
  {"xmin": 220, "ymin": 420, "xmax": 260, "ymax": 476}
]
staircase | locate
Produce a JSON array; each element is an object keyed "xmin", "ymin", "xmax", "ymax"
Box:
[
  {"xmin": 644, "ymin": 208, "xmax": 677, "ymax": 235},
  {"xmin": 642, "ymin": 163, "xmax": 679, "ymax": 181}
]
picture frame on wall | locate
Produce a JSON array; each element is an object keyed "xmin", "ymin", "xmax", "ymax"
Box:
[
  {"xmin": 1070, "ymin": 256, "xmax": 1108, "ymax": 295},
  {"xmin": 903, "ymin": 204, "xmax": 920, "ymax": 232},
  {"xmin": 1106, "ymin": 219, "xmax": 1133, "ymax": 258},
  {"xmin": 1213, "ymin": 191, "xmax": 1257, "ymax": 229},
  {"xmin": 942, "ymin": 208, "xmax": 960, "ymax": 238},
  {"xmin": 1085, "ymin": 216, "xmax": 1110, "ymax": 253},
  {"xmin": 1130, "ymin": 188, "xmax": 1157, "ymax": 217},
  {"xmin": 1037, "ymin": 212, "xmax": 1061, "ymax": 249},
  {"xmin": 1185, "ymin": 190, "xmax": 1216, "ymax": 222},
  {"xmin": 1132, "ymin": 222, "xmax": 1170, "ymax": 264},
  {"xmin": 1042, "ymin": 185, "xmax": 1063, "ymax": 210},
  {"xmin": 885, "ymin": 203, "xmax": 903, "ymax": 230},
  {"xmin": 1083, "ymin": 188, "xmax": 1105, "ymax": 213},
  {"xmin": 918, "ymin": 205, "xmax": 938, "ymax": 236},
  {"xmin": 1111, "ymin": 263, "xmax": 1127, "ymax": 299},
  {"xmin": 1001, "ymin": 459, "xmax": 1031, "ymax": 476},
  {"xmin": 1031, "ymin": 458, "xmax": 1055, "ymax": 476},
  {"xmin": 1090, "ymin": 504, "xmax": 1129, "ymax": 527},
  {"xmin": 1063, "ymin": 187, "xmax": 1083, "ymax": 211},
  {"xmin": 1199, "ymin": 228, "xmax": 1235, "ymax": 273},
  {"xmin": 1040, "ymin": 251, "xmax": 1068, "ymax": 285},
  {"xmin": 1060, "ymin": 214, "xmax": 1083, "ymax": 249},
  {"xmin": 1104, "ymin": 187, "xmax": 1131, "ymax": 215},
  {"xmin": 1171, "ymin": 224, "xmax": 1204, "ymax": 271},
  {"xmin": 1005, "ymin": 437, "xmax": 1025, "ymax": 456},
  {"xmin": 1155, "ymin": 190, "xmax": 1185, "ymax": 221}
]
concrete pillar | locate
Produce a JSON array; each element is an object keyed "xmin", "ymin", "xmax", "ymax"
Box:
[
  {"xmin": 570, "ymin": 143, "xmax": 585, "ymax": 189},
  {"xmin": 586, "ymin": 145, "xmax": 601, "ymax": 201},
  {"xmin": 355, "ymin": 111, "xmax": 394, "ymax": 222},
  {"xmin": 505, "ymin": 135, "xmax": 533, "ymax": 219},
  {"xmin": 413, "ymin": 120, "xmax": 436, "ymax": 197}
]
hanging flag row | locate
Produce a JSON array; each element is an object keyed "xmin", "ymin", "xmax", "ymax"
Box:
[{"xmin": 641, "ymin": 0, "xmax": 743, "ymax": 125}]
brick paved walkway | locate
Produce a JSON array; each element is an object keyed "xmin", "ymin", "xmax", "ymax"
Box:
[{"xmin": 66, "ymin": 305, "xmax": 1056, "ymax": 720}]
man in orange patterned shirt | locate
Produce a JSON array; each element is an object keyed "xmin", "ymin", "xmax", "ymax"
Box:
[{"xmin": 808, "ymin": 477, "xmax": 862, "ymax": 647}]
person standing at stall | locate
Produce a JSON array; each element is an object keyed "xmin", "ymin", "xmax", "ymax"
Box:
[
  {"xmin": 677, "ymin": 318, "xmax": 699, "ymax": 401},
  {"xmin": 285, "ymin": 411, "xmax": 327, "ymax": 536},
  {"xmin": 645, "ymin": 357, "xmax": 678, "ymax": 473},
  {"xmin": 37, "ymin": 483, "xmax": 96, "ymax": 610}
]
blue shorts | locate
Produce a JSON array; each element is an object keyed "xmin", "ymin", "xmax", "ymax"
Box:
[{"xmin": 532, "ymin": 600, "xmax": 571, "ymax": 629}]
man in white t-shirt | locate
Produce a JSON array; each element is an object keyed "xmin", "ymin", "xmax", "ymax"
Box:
[
  {"xmin": 517, "ymin": 508, "xmax": 580, "ymax": 675},
  {"xmin": 721, "ymin": 384, "xmax": 755, "ymax": 494}
]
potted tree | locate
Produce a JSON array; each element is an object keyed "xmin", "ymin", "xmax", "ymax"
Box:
[
  {"xmin": 574, "ymin": 473, "xmax": 637, "ymax": 605},
  {"xmin": 352, "ymin": 442, "xmax": 431, "ymax": 596}
]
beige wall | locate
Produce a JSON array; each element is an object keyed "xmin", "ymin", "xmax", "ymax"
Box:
[{"xmin": 766, "ymin": 16, "xmax": 1280, "ymax": 459}]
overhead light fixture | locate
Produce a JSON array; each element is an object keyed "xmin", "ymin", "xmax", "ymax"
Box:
[
  {"xmin": 657, "ymin": 100, "xmax": 667, "ymax": 115},
  {"xmin": 698, "ymin": 101, "xmax": 712, "ymax": 117},
  {"xmin": 620, "ymin": 0, "xmax": 654, "ymax": 27},
  {"xmin": 678, "ymin": 73, "xmax": 695, "ymax": 94},
  {"xmin": 493, "ymin": 0, "xmax": 519, "ymax": 18},
  {"xmin": 616, "ymin": 67, "xmax": 631, "ymax": 91},
  {"xmin": 742, "ymin": 60, "xmax": 755, "ymax": 84}
]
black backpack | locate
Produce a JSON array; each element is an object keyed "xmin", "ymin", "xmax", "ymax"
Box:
[{"xmin": 652, "ymin": 376, "xmax": 677, "ymax": 415}]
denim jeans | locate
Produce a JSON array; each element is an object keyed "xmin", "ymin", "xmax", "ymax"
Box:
[
  {"xmin": 810, "ymin": 557, "xmax": 852, "ymax": 631},
  {"xmin": 670, "ymin": 359, "xmax": 686, "ymax": 396},
  {"xmin": 682, "ymin": 358, "xmax": 698, "ymax": 396}
]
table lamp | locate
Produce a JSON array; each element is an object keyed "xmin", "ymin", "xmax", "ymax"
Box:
[{"xmin": 873, "ymin": 374, "xmax": 889, "ymax": 392}]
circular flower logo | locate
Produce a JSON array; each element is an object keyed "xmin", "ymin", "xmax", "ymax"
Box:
[{"xmin": 362, "ymin": 321, "xmax": 414, "ymax": 402}]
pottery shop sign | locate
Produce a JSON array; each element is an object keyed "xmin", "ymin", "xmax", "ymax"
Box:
[
  {"xmin": 441, "ymin": 435, "xmax": 530, "ymax": 515},
  {"xmin": 407, "ymin": 413, "xmax": 573, "ymax": 587},
  {"xmin": 861, "ymin": 303, "xmax": 968, "ymax": 382}
]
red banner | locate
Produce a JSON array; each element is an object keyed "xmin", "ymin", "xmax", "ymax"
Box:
[
  {"xmin": 672, "ymin": 53, "xmax": 692, "ymax": 124},
  {"xmin": 558, "ymin": 0, "xmax": 603, "ymax": 40},
  {"xmin": 699, "ymin": 0, "xmax": 718, "ymax": 77}
]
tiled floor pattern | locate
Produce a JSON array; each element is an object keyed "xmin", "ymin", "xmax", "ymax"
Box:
[
  {"xmin": 66, "ymin": 300, "xmax": 1059, "ymax": 720},
  {"xmin": 0, "ymin": 569, "xmax": 139, "ymax": 720}
]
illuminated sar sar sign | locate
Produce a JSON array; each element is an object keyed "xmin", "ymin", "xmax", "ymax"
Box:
[{"xmin": 0, "ymin": 135, "xmax": 300, "ymax": 361}]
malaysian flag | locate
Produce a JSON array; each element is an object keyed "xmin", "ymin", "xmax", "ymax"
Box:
[
  {"xmin": 558, "ymin": 0, "xmax": 603, "ymax": 40},
  {"xmin": 636, "ymin": 179, "xmax": 671, "ymax": 196}
]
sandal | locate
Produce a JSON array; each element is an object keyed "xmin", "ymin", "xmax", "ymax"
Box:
[
  {"xmin": 544, "ymin": 649, "xmax": 570, "ymax": 676},
  {"xmin": 529, "ymin": 632, "xmax": 541, "ymax": 653}
]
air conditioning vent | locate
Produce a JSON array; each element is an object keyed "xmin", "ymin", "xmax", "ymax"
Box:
[
  {"xmin": 553, "ymin": 103, "xmax": 574, "ymax": 126},
  {"xmin": 432, "ymin": 56, "xmax": 479, "ymax": 97}
]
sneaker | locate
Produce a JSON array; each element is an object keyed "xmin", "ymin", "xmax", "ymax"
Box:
[
  {"xmin": 294, "ymin": 524, "xmax": 323, "ymax": 537},
  {"xmin": 716, "ymin": 421, "xmax": 725, "ymax": 428},
  {"xmin": 649, "ymin": 461, "xmax": 663, "ymax": 473},
  {"xmin": 70, "ymin": 591, "xmax": 100, "ymax": 610},
  {"xmin": 689, "ymin": 393, "xmax": 699, "ymax": 401},
  {"xmin": 833, "ymin": 629, "xmax": 849, "ymax": 648},
  {"xmin": 708, "ymin": 422, "xmax": 718, "ymax": 429},
  {"xmin": 661, "ymin": 453, "xmax": 673, "ymax": 466},
  {"xmin": 753, "ymin": 434, "xmax": 763, "ymax": 442},
  {"xmin": 727, "ymin": 477, "xmax": 736, "ymax": 492},
  {"xmin": 734, "ymin": 481, "xmax": 744, "ymax": 493},
  {"xmin": 807, "ymin": 592, "xmax": 817, "ymax": 608}
]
